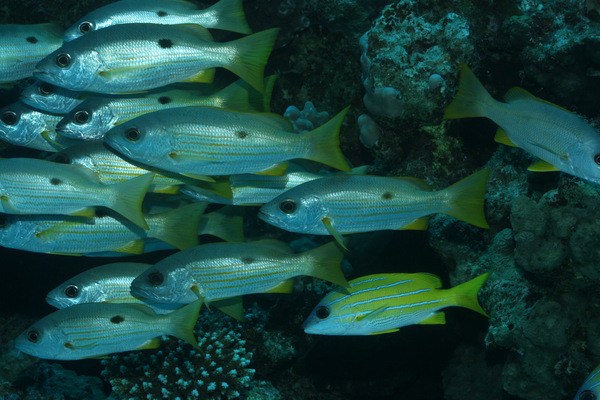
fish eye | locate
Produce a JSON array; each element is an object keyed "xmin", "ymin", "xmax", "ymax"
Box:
[
  {"xmin": 594, "ymin": 154, "xmax": 600, "ymax": 166},
  {"xmin": 73, "ymin": 110, "xmax": 89, "ymax": 125},
  {"xmin": 64, "ymin": 285, "xmax": 79, "ymax": 298},
  {"xmin": 125, "ymin": 127, "xmax": 140, "ymax": 141},
  {"xmin": 38, "ymin": 83, "xmax": 54, "ymax": 96},
  {"xmin": 147, "ymin": 271, "xmax": 164, "ymax": 286},
  {"xmin": 580, "ymin": 390, "xmax": 597, "ymax": 400},
  {"xmin": 79, "ymin": 21, "xmax": 93, "ymax": 34},
  {"xmin": 56, "ymin": 53, "xmax": 71, "ymax": 68},
  {"xmin": 27, "ymin": 329, "xmax": 41, "ymax": 343},
  {"xmin": 53, "ymin": 153, "xmax": 71, "ymax": 164},
  {"xmin": 315, "ymin": 305, "xmax": 330, "ymax": 319},
  {"xmin": 1, "ymin": 111, "xmax": 18, "ymax": 126},
  {"xmin": 279, "ymin": 199, "xmax": 297, "ymax": 214}
]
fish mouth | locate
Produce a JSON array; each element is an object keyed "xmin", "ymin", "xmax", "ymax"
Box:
[
  {"xmin": 33, "ymin": 70, "xmax": 65, "ymax": 87},
  {"xmin": 45, "ymin": 296, "xmax": 68, "ymax": 309},
  {"xmin": 257, "ymin": 211, "xmax": 279, "ymax": 225}
]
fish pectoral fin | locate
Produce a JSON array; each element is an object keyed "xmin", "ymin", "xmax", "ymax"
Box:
[
  {"xmin": 354, "ymin": 305, "xmax": 388, "ymax": 322},
  {"xmin": 254, "ymin": 162, "xmax": 289, "ymax": 176},
  {"xmin": 190, "ymin": 285, "xmax": 209, "ymax": 310},
  {"xmin": 418, "ymin": 312, "xmax": 446, "ymax": 325},
  {"xmin": 114, "ymin": 239, "xmax": 145, "ymax": 254},
  {"xmin": 64, "ymin": 340, "xmax": 96, "ymax": 350},
  {"xmin": 265, "ymin": 279, "xmax": 295, "ymax": 294},
  {"xmin": 322, "ymin": 218, "xmax": 348, "ymax": 251},
  {"xmin": 40, "ymin": 130, "xmax": 66, "ymax": 150},
  {"xmin": 213, "ymin": 297, "xmax": 245, "ymax": 321},
  {"xmin": 399, "ymin": 216, "xmax": 429, "ymax": 230},
  {"xmin": 527, "ymin": 159, "xmax": 559, "ymax": 172},
  {"xmin": 0, "ymin": 195, "xmax": 18, "ymax": 213},
  {"xmin": 493, "ymin": 128, "xmax": 518, "ymax": 147},
  {"xmin": 135, "ymin": 337, "xmax": 161, "ymax": 350},
  {"xmin": 368, "ymin": 328, "xmax": 400, "ymax": 335}
]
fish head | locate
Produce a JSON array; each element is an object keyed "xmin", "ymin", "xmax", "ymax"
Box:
[
  {"xmin": 566, "ymin": 137, "xmax": 600, "ymax": 185},
  {"xmin": 130, "ymin": 265, "xmax": 197, "ymax": 305},
  {"xmin": 0, "ymin": 102, "xmax": 46, "ymax": 148},
  {"xmin": 574, "ymin": 365, "xmax": 600, "ymax": 400},
  {"xmin": 56, "ymin": 97, "xmax": 116, "ymax": 140},
  {"xmin": 302, "ymin": 289, "xmax": 357, "ymax": 335},
  {"xmin": 103, "ymin": 116, "xmax": 168, "ymax": 167},
  {"xmin": 46, "ymin": 278, "xmax": 103, "ymax": 309},
  {"xmin": 0, "ymin": 214, "xmax": 36, "ymax": 248},
  {"xmin": 34, "ymin": 42, "xmax": 102, "ymax": 92},
  {"xmin": 15, "ymin": 317, "xmax": 68, "ymax": 359},
  {"xmin": 20, "ymin": 80, "xmax": 82, "ymax": 114},
  {"xmin": 259, "ymin": 191, "xmax": 328, "ymax": 234}
]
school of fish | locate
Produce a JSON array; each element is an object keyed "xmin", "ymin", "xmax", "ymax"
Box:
[{"xmin": 1, "ymin": 0, "xmax": 598, "ymax": 397}]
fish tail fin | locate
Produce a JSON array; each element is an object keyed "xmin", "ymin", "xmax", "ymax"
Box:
[
  {"xmin": 449, "ymin": 272, "xmax": 491, "ymax": 317},
  {"xmin": 304, "ymin": 106, "xmax": 352, "ymax": 172},
  {"xmin": 165, "ymin": 300, "xmax": 202, "ymax": 350},
  {"xmin": 303, "ymin": 241, "xmax": 349, "ymax": 287},
  {"xmin": 225, "ymin": 28, "xmax": 279, "ymax": 94},
  {"xmin": 214, "ymin": 75, "xmax": 276, "ymax": 113},
  {"xmin": 108, "ymin": 173, "xmax": 154, "ymax": 229},
  {"xmin": 202, "ymin": 0, "xmax": 252, "ymax": 34},
  {"xmin": 444, "ymin": 64, "xmax": 494, "ymax": 119},
  {"xmin": 441, "ymin": 168, "xmax": 490, "ymax": 228},
  {"xmin": 153, "ymin": 202, "xmax": 207, "ymax": 250},
  {"xmin": 198, "ymin": 206, "xmax": 245, "ymax": 242}
]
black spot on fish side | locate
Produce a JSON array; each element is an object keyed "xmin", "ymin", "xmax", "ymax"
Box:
[
  {"xmin": 241, "ymin": 257, "xmax": 254, "ymax": 265},
  {"xmin": 110, "ymin": 315, "xmax": 125, "ymax": 324},
  {"xmin": 236, "ymin": 131, "xmax": 248, "ymax": 139},
  {"xmin": 26, "ymin": 36, "xmax": 38, "ymax": 44},
  {"xmin": 157, "ymin": 10, "xmax": 168, "ymax": 17},
  {"xmin": 50, "ymin": 178, "xmax": 62, "ymax": 185},
  {"xmin": 158, "ymin": 96, "xmax": 171, "ymax": 105},
  {"xmin": 382, "ymin": 192, "xmax": 394, "ymax": 200},
  {"xmin": 158, "ymin": 39, "xmax": 173, "ymax": 49}
]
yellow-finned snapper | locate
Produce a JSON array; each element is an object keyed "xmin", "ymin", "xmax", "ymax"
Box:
[
  {"xmin": 258, "ymin": 169, "xmax": 489, "ymax": 248},
  {"xmin": 20, "ymin": 81, "xmax": 86, "ymax": 114},
  {"xmin": 46, "ymin": 262, "xmax": 185, "ymax": 314},
  {"xmin": 0, "ymin": 23, "xmax": 63, "ymax": 84},
  {"xmin": 575, "ymin": 364, "xmax": 600, "ymax": 400},
  {"xmin": 56, "ymin": 76, "xmax": 277, "ymax": 141},
  {"xmin": 103, "ymin": 106, "xmax": 351, "ymax": 178},
  {"xmin": 130, "ymin": 240, "xmax": 349, "ymax": 321},
  {"xmin": 63, "ymin": 0, "xmax": 251, "ymax": 42},
  {"xmin": 35, "ymin": 23, "xmax": 278, "ymax": 94},
  {"xmin": 303, "ymin": 272, "xmax": 490, "ymax": 335},
  {"xmin": 445, "ymin": 64, "xmax": 600, "ymax": 183},
  {"xmin": 14, "ymin": 300, "xmax": 202, "ymax": 360},
  {"xmin": 0, "ymin": 158, "xmax": 153, "ymax": 229},
  {"xmin": 0, "ymin": 201, "xmax": 207, "ymax": 256},
  {"xmin": 0, "ymin": 102, "xmax": 80, "ymax": 152}
]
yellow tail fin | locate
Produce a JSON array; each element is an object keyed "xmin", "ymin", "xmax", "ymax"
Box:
[
  {"xmin": 164, "ymin": 299, "xmax": 202, "ymax": 350},
  {"xmin": 303, "ymin": 241, "xmax": 349, "ymax": 287},
  {"xmin": 198, "ymin": 205, "xmax": 245, "ymax": 242},
  {"xmin": 225, "ymin": 28, "xmax": 279, "ymax": 94},
  {"xmin": 449, "ymin": 272, "xmax": 491, "ymax": 317},
  {"xmin": 304, "ymin": 106, "xmax": 352, "ymax": 172},
  {"xmin": 108, "ymin": 173, "xmax": 154, "ymax": 230},
  {"xmin": 444, "ymin": 64, "xmax": 494, "ymax": 119},
  {"xmin": 202, "ymin": 0, "xmax": 252, "ymax": 34},
  {"xmin": 442, "ymin": 168, "xmax": 490, "ymax": 228},
  {"xmin": 152, "ymin": 202, "xmax": 207, "ymax": 250}
]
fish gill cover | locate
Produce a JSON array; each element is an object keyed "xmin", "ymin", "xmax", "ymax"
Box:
[{"xmin": 0, "ymin": 0, "xmax": 599, "ymax": 400}]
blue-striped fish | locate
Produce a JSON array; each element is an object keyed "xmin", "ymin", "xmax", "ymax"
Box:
[
  {"xmin": 56, "ymin": 76, "xmax": 276, "ymax": 141},
  {"xmin": 0, "ymin": 23, "xmax": 63, "ymax": 84},
  {"xmin": 445, "ymin": 64, "xmax": 600, "ymax": 183},
  {"xmin": 0, "ymin": 202, "xmax": 207, "ymax": 255},
  {"xmin": 0, "ymin": 158, "xmax": 153, "ymax": 229},
  {"xmin": 15, "ymin": 300, "xmax": 202, "ymax": 360},
  {"xmin": 21, "ymin": 81, "xmax": 86, "ymax": 114},
  {"xmin": 130, "ymin": 240, "xmax": 349, "ymax": 320},
  {"xmin": 63, "ymin": 0, "xmax": 251, "ymax": 42},
  {"xmin": 303, "ymin": 272, "xmax": 490, "ymax": 335},
  {"xmin": 103, "ymin": 106, "xmax": 351, "ymax": 178},
  {"xmin": 46, "ymin": 262, "xmax": 183, "ymax": 314},
  {"xmin": 35, "ymin": 24, "xmax": 278, "ymax": 94},
  {"xmin": 574, "ymin": 364, "xmax": 600, "ymax": 400},
  {"xmin": 259, "ymin": 169, "xmax": 489, "ymax": 248}
]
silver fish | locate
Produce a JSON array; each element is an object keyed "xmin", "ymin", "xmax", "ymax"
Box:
[{"xmin": 21, "ymin": 81, "xmax": 87, "ymax": 114}]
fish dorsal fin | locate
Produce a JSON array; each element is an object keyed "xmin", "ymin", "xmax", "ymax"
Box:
[
  {"xmin": 249, "ymin": 113, "xmax": 295, "ymax": 132},
  {"xmin": 494, "ymin": 128, "xmax": 518, "ymax": 147},
  {"xmin": 391, "ymin": 176, "xmax": 432, "ymax": 191},
  {"xmin": 418, "ymin": 312, "xmax": 446, "ymax": 325},
  {"xmin": 399, "ymin": 216, "xmax": 429, "ymax": 230},
  {"xmin": 417, "ymin": 272, "xmax": 443, "ymax": 289},
  {"xmin": 527, "ymin": 159, "xmax": 559, "ymax": 172},
  {"xmin": 322, "ymin": 217, "xmax": 348, "ymax": 251},
  {"xmin": 254, "ymin": 162, "xmax": 289, "ymax": 176},
  {"xmin": 256, "ymin": 238, "xmax": 294, "ymax": 253},
  {"xmin": 176, "ymin": 23, "xmax": 214, "ymax": 42},
  {"xmin": 212, "ymin": 297, "xmax": 245, "ymax": 321},
  {"xmin": 504, "ymin": 87, "xmax": 572, "ymax": 113},
  {"xmin": 265, "ymin": 278, "xmax": 295, "ymax": 293}
]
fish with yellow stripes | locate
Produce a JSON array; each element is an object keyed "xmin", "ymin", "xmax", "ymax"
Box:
[
  {"xmin": 445, "ymin": 64, "xmax": 600, "ymax": 183},
  {"xmin": 303, "ymin": 272, "xmax": 490, "ymax": 335},
  {"xmin": 14, "ymin": 300, "xmax": 202, "ymax": 360},
  {"xmin": 0, "ymin": 158, "xmax": 153, "ymax": 229},
  {"xmin": 130, "ymin": 240, "xmax": 349, "ymax": 320},
  {"xmin": 259, "ymin": 169, "xmax": 489, "ymax": 248},
  {"xmin": 46, "ymin": 262, "xmax": 183, "ymax": 314},
  {"xmin": 0, "ymin": 23, "xmax": 63, "ymax": 84},
  {"xmin": 103, "ymin": 106, "xmax": 351, "ymax": 178},
  {"xmin": 35, "ymin": 23, "xmax": 278, "ymax": 94}
]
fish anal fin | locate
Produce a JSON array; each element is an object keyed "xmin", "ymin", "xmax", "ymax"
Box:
[
  {"xmin": 528, "ymin": 159, "xmax": 559, "ymax": 172},
  {"xmin": 69, "ymin": 207, "xmax": 96, "ymax": 217},
  {"xmin": 135, "ymin": 337, "xmax": 161, "ymax": 350},
  {"xmin": 368, "ymin": 328, "xmax": 400, "ymax": 335},
  {"xmin": 114, "ymin": 239, "xmax": 145, "ymax": 254},
  {"xmin": 254, "ymin": 162, "xmax": 288, "ymax": 176},
  {"xmin": 183, "ymin": 68, "xmax": 215, "ymax": 83},
  {"xmin": 494, "ymin": 128, "xmax": 518, "ymax": 147},
  {"xmin": 265, "ymin": 278, "xmax": 294, "ymax": 293},
  {"xmin": 399, "ymin": 216, "xmax": 429, "ymax": 230},
  {"xmin": 213, "ymin": 296, "xmax": 245, "ymax": 321},
  {"xmin": 418, "ymin": 312, "xmax": 446, "ymax": 325}
]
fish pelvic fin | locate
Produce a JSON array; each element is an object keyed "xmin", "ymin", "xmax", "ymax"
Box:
[
  {"xmin": 153, "ymin": 202, "xmax": 207, "ymax": 250},
  {"xmin": 198, "ymin": 206, "xmax": 245, "ymax": 242},
  {"xmin": 107, "ymin": 173, "xmax": 154, "ymax": 230},
  {"xmin": 444, "ymin": 64, "xmax": 495, "ymax": 119},
  {"xmin": 448, "ymin": 272, "xmax": 491, "ymax": 318},
  {"xmin": 225, "ymin": 28, "xmax": 279, "ymax": 94},
  {"xmin": 201, "ymin": 0, "xmax": 252, "ymax": 34},
  {"xmin": 303, "ymin": 241, "xmax": 349, "ymax": 287},
  {"xmin": 165, "ymin": 299, "xmax": 202, "ymax": 351},
  {"xmin": 442, "ymin": 168, "xmax": 490, "ymax": 229},
  {"xmin": 304, "ymin": 106, "xmax": 352, "ymax": 172}
]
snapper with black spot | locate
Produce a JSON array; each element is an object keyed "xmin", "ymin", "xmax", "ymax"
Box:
[
  {"xmin": 14, "ymin": 300, "xmax": 202, "ymax": 360},
  {"xmin": 0, "ymin": 158, "xmax": 153, "ymax": 229},
  {"xmin": 34, "ymin": 23, "xmax": 278, "ymax": 94}
]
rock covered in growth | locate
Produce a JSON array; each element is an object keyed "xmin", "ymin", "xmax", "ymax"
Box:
[{"xmin": 102, "ymin": 327, "xmax": 254, "ymax": 400}]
